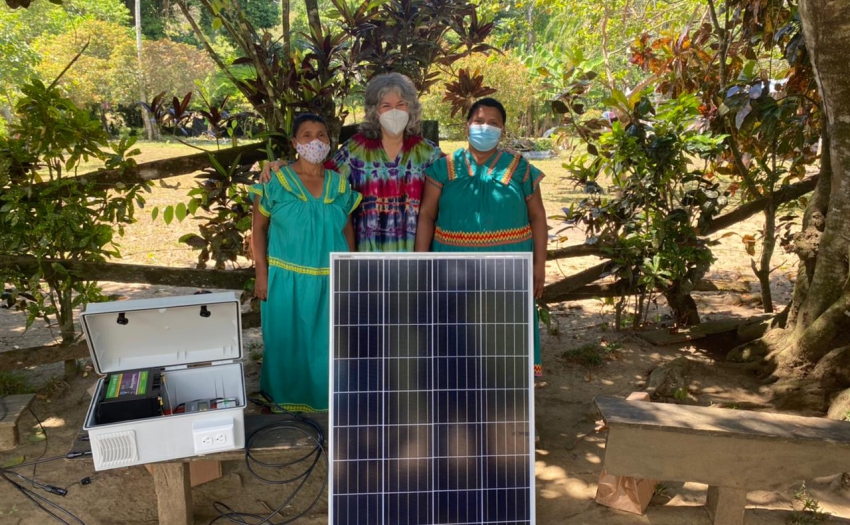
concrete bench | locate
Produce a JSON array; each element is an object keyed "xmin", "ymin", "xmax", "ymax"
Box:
[
  {"xmin": 594, "ymin": 396, "xmax": 850, "ymax": 525},
  {"xmin": 70, "ymin": 413, "xmax": 327, "ymax": 525},
  {"xmin": 0, "ymin": 394, "xmax": 36, "ymax": 451}
]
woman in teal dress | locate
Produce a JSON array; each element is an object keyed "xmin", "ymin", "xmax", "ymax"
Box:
[
  {"xmin": 251, "ymin": 114, "xmax": 361, "ymax": 411},
  {"xmin": 414, "ymin": 98, "xmax": 547, "ymax": 376}
]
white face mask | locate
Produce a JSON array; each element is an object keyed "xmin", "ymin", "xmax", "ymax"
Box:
[{"xmin": 379, "ymin": 109, "xmax": 410, "ymax": 136}]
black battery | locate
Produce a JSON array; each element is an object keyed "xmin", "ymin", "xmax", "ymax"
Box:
[{"xmin": 96, "ymin": 369, "xmax": 162, "ymax": 424}]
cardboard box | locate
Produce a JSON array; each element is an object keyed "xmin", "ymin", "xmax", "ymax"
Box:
[{"xmin": 81, "ymin": 292, "xmax": 246, "ymax": 471}]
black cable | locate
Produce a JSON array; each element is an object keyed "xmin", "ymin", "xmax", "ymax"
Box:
[
  {"xmin": 0, "ymin": 406, "xmax": 91, "ymax": 524},
  {"xmin": 4, "ymin": 451, "xmax": 91, "ymax": 470},
  {"xmin": 1, "ymin": 469, "xmax": 86, "ymax": 524},
  {"xmin": 208, "ymin": 397, "xmax": 328, "ymax": 525},
  {"xmin": 28, "ymin": 406, "xmax": 48, "ymax": 490}
]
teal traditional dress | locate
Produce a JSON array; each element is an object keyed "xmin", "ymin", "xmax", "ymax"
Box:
[
  {"xmin": 425, "ymin": 148, "xmax": 545, "ymax": 376},
  {"xmin": 250, "ymin": 167, "xmax": 362, "ymax": 411}
]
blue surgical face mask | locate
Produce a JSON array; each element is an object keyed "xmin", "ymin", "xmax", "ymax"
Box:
[{"xmin": 468, "ymin": 124, "xmax": 502, "ymax": 152}]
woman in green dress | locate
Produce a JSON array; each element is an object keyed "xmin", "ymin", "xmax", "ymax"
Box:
[
  {"xmin": 251, "ymin": 114, "xmax": 361, "ymax": 411},
  {"xmin": 414, "ymin": 98, "xmax": 547, "ymax": 376}
]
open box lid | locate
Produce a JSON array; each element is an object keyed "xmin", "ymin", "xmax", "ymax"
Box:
[{"xmin": 80, "ymin": 291, "xmax": 242, "ymax": 375}]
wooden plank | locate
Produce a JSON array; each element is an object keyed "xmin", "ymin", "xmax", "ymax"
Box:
[
  {"xmin": 634, "ymin": 314, "xmax": 774, "ymax": 346},
  {"xmin": 150, "ymin": 462, "xmax": 193, "ymax": 525},
  {"xmin": 595, "ymin": 396, "xmax": 850, "ymax": 444},
  {"xmin": 602, "ymin": 423, "xmax": 850, "ymax": 490},
  {"xmin": 0, "ymin": 394, "xmax": 36, "ymax": 451},
  {"xmin": 706, "ymin": 486, "xmax": 747, "ymax": 525},
  {"xmin": 40, "ymin": 142, "xmax": 268, "ymax": 190},
  {"xmin": 0, "ymin": 256, "xmax": 253, "ymax": 290},
  {"xmin": 188, "ymin": 461, "xmax": 222, "ymax": 487}
]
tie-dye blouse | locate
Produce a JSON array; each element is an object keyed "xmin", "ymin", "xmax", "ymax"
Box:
[{"xmin": 331, "ymin": 133, "xmax": 442, "ymax": 252}]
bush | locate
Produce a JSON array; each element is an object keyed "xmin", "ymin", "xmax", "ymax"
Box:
[
  {"xmin": 421, "ymin": 50, "xmax": 544, "ymax": 139},
  {"xmin": 0, "ymin": 371, "xmax": 33, "ymax": 396}
]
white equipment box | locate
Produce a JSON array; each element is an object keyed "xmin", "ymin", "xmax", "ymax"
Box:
[{"xmin": 81, "ymin": 292, "xmax": 247, "ymax": 471}]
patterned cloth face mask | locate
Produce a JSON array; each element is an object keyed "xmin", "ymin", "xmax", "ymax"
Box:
[{"xmin": 296, "ymin": 139, "xmax": 331, "ymax": 165}]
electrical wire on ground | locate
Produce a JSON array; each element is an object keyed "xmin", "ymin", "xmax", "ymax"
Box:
[
  {"xmin": 209, "ymin": 395, "xmax": 327, "ymax": 525},
  {"xmin": 0, "ymin": 406, "xmax": 92, "ymax": 524}
]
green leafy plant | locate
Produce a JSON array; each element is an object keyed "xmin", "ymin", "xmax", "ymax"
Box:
[
  {"xmin": 562, "ymin": 341, "xmax": 621, "ymax": 368},
  {"xmin": 152, "ymin": 153, "xmax": 256, "ymax": 270},
  {"xmin": 0, "ymin": 77, "xmax": 146, "ymax": 346},
  {"xmin": 246, "ymin": 340, "xmax": 263, "ymax": 363},
  {"xmin": 0, "ymin": 371, "xmax": 32, "ymax": 396},
  {"xmin": 537, "ymin": 304, "xmax": 559, "ymax": 335},
  {"xmin": 551, "ymin": 85, "xmax": 727, "ymax": 327},
  {"xmin": 787, "ymin": 482, "xmax": 831, "ymax": 524}
]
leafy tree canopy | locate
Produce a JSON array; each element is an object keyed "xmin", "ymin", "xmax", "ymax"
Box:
[{"xmin": 33, "ymin": 19, "xmax": 138, "ymax": 108}]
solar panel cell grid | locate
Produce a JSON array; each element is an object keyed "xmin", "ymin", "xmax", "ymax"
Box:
[{"xmin": 330, "ymin": 255, "xmax": 534, "ymax": 525}]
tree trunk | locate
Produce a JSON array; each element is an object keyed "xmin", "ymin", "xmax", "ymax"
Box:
[
  {"xmin": 305, "ymin": 0, "xmax": 322, "ymax": 39},
  {"xmin": 754, "ymin": 195, "xmax": 776, "ymax": 313},
  {"xmin": 135, "ymin": 0, "xmax": 154, "ymax": 140},
  {"xmin": 281, "ymin": 0, "xmax": 291, "ymax": 59},
  {"xmin": 764, "ymin": 0, "xmax": 850, "ymax": 414}
]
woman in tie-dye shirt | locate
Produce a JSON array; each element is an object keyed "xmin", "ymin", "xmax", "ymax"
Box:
[{"xmin": 330, "ymin": 73, "xmax": 442, "ymax": 252}]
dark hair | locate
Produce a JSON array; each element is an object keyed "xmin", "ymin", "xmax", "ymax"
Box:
[
  {"xmin": 292, "ymin": 113, "xmax": 328, "ymax": 137},
  {"xmin": 466, "ymin": 97, "xmax": 507, "ymax": 124}
]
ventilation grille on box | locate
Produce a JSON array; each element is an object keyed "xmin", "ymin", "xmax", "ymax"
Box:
[{"xmin": 94, "ymin": 430, "xmax": 138, "ymax": 468}]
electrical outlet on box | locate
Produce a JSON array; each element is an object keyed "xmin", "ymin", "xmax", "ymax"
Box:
[{"xmin": 193, "ymin": 419, "xmax": 234, "ymax": 454}]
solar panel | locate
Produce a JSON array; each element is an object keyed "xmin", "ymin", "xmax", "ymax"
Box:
[{"xmin": 329, "ymin": 254, "xmax": 535, "ymax": 525}]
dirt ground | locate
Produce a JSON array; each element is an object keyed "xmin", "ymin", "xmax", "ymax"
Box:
[
  {"xmin": 2, "ymin": 275, "xmax": 850, "ymax": 524},
  {"xmin": 2, "ymin": 148, "xmax": 849, "ymax": 524}
]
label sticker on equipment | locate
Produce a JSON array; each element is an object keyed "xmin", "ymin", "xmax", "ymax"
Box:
[{"xmin": 105, "ymin": 371, "xmax": 148, "ymax": 399}]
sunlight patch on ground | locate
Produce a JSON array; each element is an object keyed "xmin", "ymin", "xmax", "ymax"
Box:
[
  {"xmin": 584, "ymin": 452, "xmax": 602, "ymax": 464},
  {"xmin": 536, "ymin": 460, "xmax": 594, "ymax": 500},
  {"xmin": 37, "ymin": 417, "xmax": 66, "ymax": 428}
]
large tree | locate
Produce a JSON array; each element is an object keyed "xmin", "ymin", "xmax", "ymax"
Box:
[{"xmin": 761, "ymin": 0, "xmax": 850, "ymax": 415}]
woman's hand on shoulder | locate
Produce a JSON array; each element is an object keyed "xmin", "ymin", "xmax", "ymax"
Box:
[{"xmin": 259, "ymin": 159, "xmax": 287, "ymax": 183}]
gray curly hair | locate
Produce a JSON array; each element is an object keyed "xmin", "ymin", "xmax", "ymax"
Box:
[{"xmin": 358, "ymin": 73, "xmax": 422, "ymax": 140}]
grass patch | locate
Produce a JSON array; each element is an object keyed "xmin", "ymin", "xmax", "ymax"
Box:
[
  {"xmin": 562, "ymin": 341, "xmax": 621, "ymax": 368},
  {"xmin": 246, "ymin": 341, "xmax": 263, "ymax": 363},
  {"xmin": 0, "ymin": 371, "xmax": 33, "ymax": 396},
  {"xmin": 787, "ymin": 482, "xmax": 831, "ymax": 524}
]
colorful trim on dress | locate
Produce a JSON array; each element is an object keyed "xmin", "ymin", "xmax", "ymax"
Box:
[
  {"xmin": 274, "ymin": 168, "xmax": 307, "ymax": 201},
  {"xmin": 322, "ymin": 172, "xmax": 335, "ymax": 204},
  {"xmin": 433, "ymin": 225, "xmax": 533, "ymax": 248},
  {"xmin": 276, "ymin": 403, "xmax": 327, "ymax": 413},
  {"xmin": 499, "ymin": 154, "xmax": 521, "ymax": 185},
  {"xmin": 349, "ymin": 192, "xmax": 363, "ymax": 214},
  {"xmin": 258, "ymin": 203, "xmax": 270, "ymax": 217},
  {"xmin": 447, "ymin": 155, "xmax": 457, "ymax": 181},
  {"xmin": 425, "ymin": 173, "xmax": 443, "ymax": 189},
  {"xmin": 534, "ymin": 364, "xmax": 543, "ymax": 377},
  {"xmin": 268, "ymin": 257, "xmax": 330, "ymax": 276},
  {"xmin": 526, "ymin": 170, "xmax": 546, "ymax": 201}
]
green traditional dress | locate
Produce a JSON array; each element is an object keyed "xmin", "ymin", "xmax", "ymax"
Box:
[
  {"xmin": 425, "ymin": 148, "xmax": 545, "ymax": 376},
  {"xmin": 250, "ymin": 167, "xmax": 361, "ymax": 411}
]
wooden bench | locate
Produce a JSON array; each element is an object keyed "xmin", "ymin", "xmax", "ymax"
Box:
[
  {"xmin": 0, "ymin": 394, "xmax": 36, "ymax": 451},
  {"xmin": 594, "ymin": 396, "xmax": 850, "ymax": 525},
  {"xmin": 69, "ymin": 413, "xmax": 327, "ymax": 525}
]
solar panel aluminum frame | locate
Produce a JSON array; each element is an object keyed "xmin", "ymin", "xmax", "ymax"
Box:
[{"xmin": 329, "ymin": 252, "xmax": 536, "ymax": 525}]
